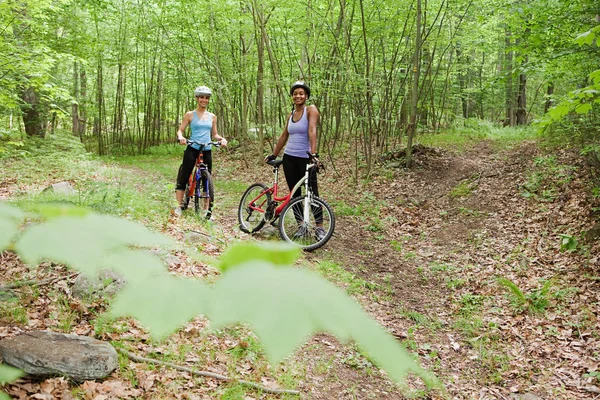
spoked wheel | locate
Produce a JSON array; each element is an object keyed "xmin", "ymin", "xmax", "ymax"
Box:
[
  {"xmin": 238, "ymin": 183, "xmax": 271, "ymax": 233},
  {"xmin": 278, "ymin": 195, "xmax": 335, "ymax": 251},
  {"xmin": 182, "ymin": 182, "xmax": 192, "ymax": 210},
  {"xmin": 195, "ymin": 169, "xmax": 214, "ymax": 219}
]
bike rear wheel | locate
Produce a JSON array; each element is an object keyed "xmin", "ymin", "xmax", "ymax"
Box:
[
  {"xmin": 238, "ymin": 183, "xmax": 271, "ymax": 233},
  {"xmin": 278, "ymin": 195, "xmax": 335, "ymax": 251},
  {"xmin": 195, "ymin": 169, "xmax": 214, "ymax": 219}
]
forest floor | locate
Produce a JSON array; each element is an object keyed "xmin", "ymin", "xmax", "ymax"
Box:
[{"xmin": 1, "ymin": 136, "xmax": 599, "ymax": 399}]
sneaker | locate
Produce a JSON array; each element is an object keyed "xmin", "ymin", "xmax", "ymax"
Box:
[
  {"xmin": 173, "ymin": 207, "xmax": 182, "ymax": 217},
  {"xmin": 315, "ymin": 227, "xmax": 326, "ymax": 241}
]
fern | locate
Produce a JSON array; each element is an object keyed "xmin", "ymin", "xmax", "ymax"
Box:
[
  {"xmin": 497, "ymin": 277, "xmax": 527, "ymax": 310},
  {"xmin": 0, "ymin": 203, "xmax": 439, "ymax": 389},
  {"xmin": 497, "ymin": 277, "xmax": 553, "ymax": 314}
]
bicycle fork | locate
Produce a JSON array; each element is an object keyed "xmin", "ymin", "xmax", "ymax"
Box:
[{"xmin": 302, "ymin": 171, "xmax": 312, "ymax": 225}]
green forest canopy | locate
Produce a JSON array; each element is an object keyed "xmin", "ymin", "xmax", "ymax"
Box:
[{"xmin": 0, "ymin": 0, "xmax": 598, "ymax": 160}]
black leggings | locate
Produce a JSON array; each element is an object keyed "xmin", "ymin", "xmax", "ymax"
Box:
[
  {"xmin": 175, "ymin": 146, "xmax": 212, "ymax": 191},
  {"xmin": 282, "ymin": 154, "xmax": 319, "ymax": 197},
  {"xmin": 283, "ymin": 154, "xmax": 322, "ymax": 223}
]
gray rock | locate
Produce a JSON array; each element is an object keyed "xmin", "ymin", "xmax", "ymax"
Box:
[
  {"xmin": 253, "ymin": 225, "xmax": 280, "ymax": 239},
  {"xmin": 0, "ymin": 331, "xmax": 118, "ymax": 381},
  {"xmin": 42, "ymin": 182, "xmax": 76, "ymax": 195},
  {"xmin": 510, "ymin": 393, "xmax": 542, "ymax": 400},
  {"xmin": 185, "ymin": 231, "xmax": 211, "ymax": 244},
  {"xmin": 71, "ymin": 270, "xmax": 126, "ymax": 299},
  {"xmin": 585, "ymin": 222, "xmax": 600, "ymax": 241}
]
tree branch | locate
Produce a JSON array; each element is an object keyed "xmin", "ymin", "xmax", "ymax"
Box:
[
  {"xmin": 118, "ymin": 348, "xmax": 300, "ymax": 396},
  {"xmin": 0, "ymin": 272, "xmax": 80, "ymax": 291}
]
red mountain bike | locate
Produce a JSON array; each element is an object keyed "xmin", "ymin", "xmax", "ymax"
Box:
[
  {"xmin": 181, "ymin": 140, "xmax": 220, "ymax": 219},
  {"xmin": 237, "ymin": 153, "xmax": 335, "ymax": 251}
]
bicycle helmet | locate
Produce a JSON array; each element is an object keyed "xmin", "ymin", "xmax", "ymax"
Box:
[
  {"xmin": 290, "ymin": 81, "xmax": 310, "ymax": 98},
  {"xmin": 194, "ymin": 86, "xmax": 212, "ymax": 97}
]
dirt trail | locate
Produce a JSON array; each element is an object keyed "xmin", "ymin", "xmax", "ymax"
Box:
[{"xmin": 311, "ymin": 140, "xmax": 599, "ymax": 399}]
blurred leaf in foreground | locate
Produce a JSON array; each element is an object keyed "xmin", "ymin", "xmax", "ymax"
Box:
[
  {"xmin": 0, "ymin": 364, "xmax": 24, "ymax": 384},
  {"xmin": 0, "ymin": 203, "xmax": 25, "ymax": 251},
  {"xmin": 109, "ymin": 274, "xmax": 208, "ymax": 340},
  {"xmin": 15, "ymin": 213, "xmax": 173, "ymax": 276},
  {"xmin": 208, "ymin": 261, "xmax": 438, "ymax": 387},
  {"xmin": 218, "ymin": 241, "xmax": 299, "ymax": 272}
]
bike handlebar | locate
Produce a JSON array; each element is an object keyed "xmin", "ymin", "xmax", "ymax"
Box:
[
  {"xmin": 265, "ymin": 152, "xmax": 324, "ymax": 172},
  {"xmin": 186, "ymin": 140, "xmax": 222, "ymax": 149}
]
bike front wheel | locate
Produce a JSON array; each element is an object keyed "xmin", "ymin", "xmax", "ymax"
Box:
[
  {"xmin": 182, "ymin": 181, "xmax": 192, "ymax": 210},
  {"xmin": 195, "ymin": 169, "xmax": 214, "ymax": 219},
  {"xmin": 238, "ymin": 183, "xmax": 271, "ymax": 233},
  {"xmin": 278, "ymin": 195, "xmax": 335, "ymax": 251}
]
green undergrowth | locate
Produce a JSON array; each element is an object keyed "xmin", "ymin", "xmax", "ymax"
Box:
[
  {"xmin": 521, "ymin": 154, "xmax": 577, "ymax": 203},
  {"xmin": 0, "ymin": 132, "xmax": 244, "ymax": 231},
  {"xmin": 416, "ymin": 120, "xmax": 537, "ymax": 151}
]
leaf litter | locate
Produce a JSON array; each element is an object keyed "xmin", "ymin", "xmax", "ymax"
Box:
[{"xmin": 0, "ymin": 139, "xmax": 599, "ymax": 398}]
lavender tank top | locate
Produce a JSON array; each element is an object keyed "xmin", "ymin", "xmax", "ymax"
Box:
[{"xmin": 284, "ymin": 107, "xmax": 310, "ymax": 158}]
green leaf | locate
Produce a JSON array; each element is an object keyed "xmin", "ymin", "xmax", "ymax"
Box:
[
  {"xmin": 218, "ymin": 241, "xmax": 299, "ymax": 272},
  {"xmin": 101, "ymin": 250, "xmax": 169, "ymax": 281},
  {"xmin": 109, "ymin": 274, "xmax": 208, "ymax": 340},
  {"xmin": 591, "ymin": 70, "xmax": 600, "ymax": 84},
  {"xmin": 575, "ymin": 30, "xmax": 594, "ymax": 46},
  {"xmin": 547, "ymin": 102, "xmax": 570, "ymax": 120},
  {"xmin": 0, "ymin": 363, "xmax": 24, "ymax": 384},
  {"xmin": 15, "ymin": 214, "xmax": 174, "ymax": 274},
  {"xmin": 559, "ymin": 234, "xmax": 578, "ymax": 252},
  {"xmin": 0, "ymin": 204, "xmax": 25, "ymax": 251},
  {"xmin": 26, "ymin": 203, "xmax": 91, "ymax": 219},
  {"xmin": 208, "ymin": 262, "xmax": 438, "ymax": 386},
  {"xmin": 497, "ymin": 277, "xmax": 526, "ymax": 305},
  {"xmin": 575, "ymin": 103, "xmax": 592, "ymax": 114}
]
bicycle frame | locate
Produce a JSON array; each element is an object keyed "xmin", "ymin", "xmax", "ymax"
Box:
[
  {"xmin": 187, "ymin": 153, "xmax": 208, "ymax": 198},
  {"xmin": 186, "ymin": 140, "xmax": 219, "ymax": 199}
]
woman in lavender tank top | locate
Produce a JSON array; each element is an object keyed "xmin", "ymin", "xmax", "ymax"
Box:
[{"xmin": 265, "ymin": 81, "xmax": 325, "ymax": 240}]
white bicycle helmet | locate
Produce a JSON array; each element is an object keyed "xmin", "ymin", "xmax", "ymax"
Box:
[{"xmin": 194, "ymin": 86, "xmax": 212, "ymax": 97}]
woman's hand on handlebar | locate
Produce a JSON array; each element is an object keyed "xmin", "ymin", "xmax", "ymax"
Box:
[
  {"xmin": 264, "ymin": 154, "xmax": 277, "ymax": 163},
  {"xmin": 307, "ymin": 152, "xmax": 325, "ymax": 172},
  {"xmin": 177, "ymin": 136, "xmax": 187, "ymax": 145},
  {"xmin": 219, "ymin": 138, "xmax": 228, "ymax": 147}
]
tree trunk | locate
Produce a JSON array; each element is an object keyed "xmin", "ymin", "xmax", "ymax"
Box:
[
  {"xmin": 94, "ymin": 57, "xmax": 105, "ymax": 155},
  {"xmin": 456, "ymin": 46, "xmax": 468, "ymax": 119},
  {"xmin": 504, "ymin": 27, "xmax": 515, "ymax": 126},
  {"xmin": 252, "ymin": 3, "xmax": 266, "ymax": 161},
  {"xmin": 516, "ymin": 68, "xmax": 527, "ymax": 125},
  {"xmin": 406, "ymin": 0, "xmax": 422, "ymax": 168},
  {"xmin": 20, "ymin": 86, "xmax": 45, "ymax": 137},
  {"xmin": 72, "ymin": 62, "xmax": 79, "ymax": 136},
  {"xmin": 544, "ymin": 82, "xmax": 554, "ymax": 113},
  {"xmin": 79, "ymin": 67, "xmax": 87, "ymax": 139},
  {"xmin": 112, "ymin": 63, "xmax": 125, "ymax": 146},
  {"xmin": 358, "ymin": 0, "xmax": 374, "ymax": 177}
]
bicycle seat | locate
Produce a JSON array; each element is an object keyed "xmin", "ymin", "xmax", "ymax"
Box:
[{"xmin": 267, "ymin": 159, "xmax": 284, "ymax": 167}]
